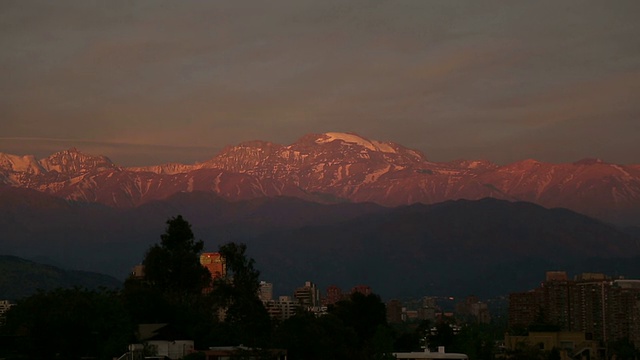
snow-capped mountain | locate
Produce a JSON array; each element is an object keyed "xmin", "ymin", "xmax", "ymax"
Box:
[
  {"xmin": 2, "ymin": 132, "xmax": 640, "ymax": 225},
  {"xmin": 1, "ymin": 148, "xmax": 118, "ymax": 188}
]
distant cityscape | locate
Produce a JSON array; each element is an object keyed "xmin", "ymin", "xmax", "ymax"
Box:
[{"xmin": 2, "ymin": 251, "xmax": 640, "ymax": 360}]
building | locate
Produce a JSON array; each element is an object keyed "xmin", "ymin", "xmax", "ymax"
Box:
[
  {"xmin": 455, "ymin": 296, "xmax": 491, "ymax": 324},
  {"xmin": 507, "ymin": 272, "xmax": 640, "ymax": 346},
  {"xmin": 508, "ymin": 290, "xmax": 542, "ymax": 329},
  {"xmin": 419, "ymin": 297, "xmax": 439, "ymax": 322},
  {"xmin": 387, "ymin": 299, "xmax": 403, "ymax": 324},
  {"xmin": 264, "ymin": 296, "xmax": 298, "ymax": 321},
  {"xmin": 259, "ymin": 281, "xmax": 273, "ymax": 302},
  {"xmin": 0, "ymin": 300, "xmax": 14, "ymax": 325},
  {"xmin": 199, "ymin": 252, "xmax": 226, "ymax": 280},
  {"xmin": 294, "ymin": 281, "xmax": 321, "ymax": 308},
  {"xmin": 137, "ymin": 323, "xmax": 194, "ymax": 359},
  {"xmin": 504, "ymin": 331, "xmax": 603, "ymax": 360}
]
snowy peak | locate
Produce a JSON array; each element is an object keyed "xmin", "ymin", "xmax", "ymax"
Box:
[
  {"xmin": 447, "ymin": 159, "xmax": 497, "ymax": 170},
  {"xmin": 0, "ymin": 153, "xmax": 45, "ymax": 174},
  {"xmin": 314, "ymin": 132, "xmax": 398, "ymax": 154},
  {"xmin": 0, "ymin": 152, "xmax": 46, "ymax": 185},
  {"xmin": 1, "ymin": 133, "xmax": 640, "ymax": 225},
  {"xmin": 128, "ymin": 162, "xmax": 196, "ymax": 175},
  {"xmin": 39, "ymin": 148, "xmax": 118, "ymax": 176},
  {"xmin": 202, "ymin": 140, "xmax": 284, "ymax": 173}
]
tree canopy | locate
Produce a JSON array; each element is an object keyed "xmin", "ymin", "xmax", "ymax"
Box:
[
  {"xmin": 2, "ymin": 288, "xmax": 134, "ymax": 360},
  {"xmin": 211, "ymin": 242, "xmax": 271, "ymax": 347},
  {"xmin": 142, "ymin": 215, "xmax": 211, "ymax": 298}
]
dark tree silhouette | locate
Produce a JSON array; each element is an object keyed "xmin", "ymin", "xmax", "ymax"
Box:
[
  {"xmin": 272, "ymin": 311, "xmax": 358, "ymax": 360},
  {"xmin": 142, "ymin": 215, "xmax": 211, "ymax": 300},
  {"xmin": 328, "ymin": 292, "xmax": 393, "ymax": 359},
  {"xmin": 2, "ymin": 288, "xmax": 134, "ymax": 360},
  {"xmin": 211, "ymin": 242, "xmax": 271, "ymax": 347},
  {"xmin": 123, "ymin": 215, "xmax": 216, "ymax": 347}
]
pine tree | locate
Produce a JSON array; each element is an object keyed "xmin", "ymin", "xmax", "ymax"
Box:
[{"xmin": 142, "ymin": 215, "xmax": 211, "ymax": 301}]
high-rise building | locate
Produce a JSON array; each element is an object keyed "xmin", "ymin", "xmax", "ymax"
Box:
[
  {"xmin": 508, "ymin": 290, "xmax": 542, "ymax": 329},
  {"xmin": 508, "ymin": 272, "xmax": 640, "ymax": 346},
  {"xmin": 386, "ymin": 299, "xmax": 403, "ymax": 324},
  {"xmin": 419, "ymin": 296, "xmax": 439, "ymax": 322},
  {"xmin": 199, "ymin": 252, "xmax": 226, "ymax": 279},
  {"xmin": 264, "ymin": 296, "xmax": 298, "ymax": 321},
  {"xmin": 259, "ymin": 281, "xmax": 273, "ymax": 302},
  {"xmin": 546, "ymin": 271, "xmax": 568, "ymax": 282},
  {"xmin": 294, "ymin": 281, "xmax": 320, "ymax": 308},
  {"xmin": 456, "ymin": 296, "xmax": 491, "ymax": 324}
]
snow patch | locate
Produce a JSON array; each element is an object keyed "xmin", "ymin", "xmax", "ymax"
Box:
[
  {"xmin": 364, "ymin": 165, "xmax": 392, "ymax": 184},
  {"xmin": 611, "ymin": 165, "xmax": 631, "ymax": 178},
  {"xmin": 315, "ymin": 132, "xmax": 396, "ymax": 153},
  {"xmin": 187, "ymin": 177, "xmax": 194, "ymax": 192},
  {"xmin": 467, "ymin": 161, "xmax": 483, "ymax": 169},
  {"xmin": 0, "ymin": 153, "xmax": 44, "ymax": 173},
  {"xmin": 371, "ymin": 140, "xmax": 396, "ymax": 153}
]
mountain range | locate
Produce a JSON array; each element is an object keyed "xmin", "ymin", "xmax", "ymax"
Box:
[
  {"xmin": 1, "ymin": 132, "xmax": 640, "ymax": 299},
  {"xmin": 1, "ymin": 132, "xmax": 639, "ymax": 226},
  {"xmin": 0, "ymin": 187, "xmax": 638, "ymax": 299}
]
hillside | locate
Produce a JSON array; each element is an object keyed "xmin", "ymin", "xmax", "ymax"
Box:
[
  {"xmin": 1, "ymin": 186, "xmax": 638, "ymax": 299},
  {"xmin": 0, "ymin": 255, "xmax": 121, "ymax": 300}
]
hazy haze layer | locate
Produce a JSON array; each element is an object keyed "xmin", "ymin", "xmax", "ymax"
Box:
[{"xmin": 1, "ymin": 1, "xmax": 639, "ymax": 166}]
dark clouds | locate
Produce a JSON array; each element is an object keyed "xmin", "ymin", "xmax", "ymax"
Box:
[{"xmin": 1, "ymin": 1, "xmax": 639, "ymax": 166}]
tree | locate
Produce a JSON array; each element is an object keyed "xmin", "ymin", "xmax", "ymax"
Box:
[
  {"xmin": 211, "ymin": 242, "xmax": 271, "ymax": 347},
  {"xmin": 142, "ymin": 215, "xmax": 211, "ymax": 300},
  {"xmin": 453, "ymin": 323, "xmax": 498, "ymax": 360},
  {"xmin": 2, "ymin": 288, "xmax": 134, "ymax": 360},
  {"xmin": 428, "ymin": 320, "xmax": 456, "ymax": 351},
  {"xmin": 328, "ymin": 292, "xmax": 391, "ymax": 359},
  {"xmin": 608, "ymin": 338, "xmax": 640, "ymax": 360},
  {"xmin": 329, "ymin": 292, "xmax": 388, "ymax": 346},
  {"xmin": 123, "ymin": 215, "xmax": 217, "ymax": 348},
  {"xmin": 271, "ymin": 311, "xmax": 358, "ymax": 360}
]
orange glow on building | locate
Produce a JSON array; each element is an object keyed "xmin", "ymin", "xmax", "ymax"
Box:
[{"xmin": 200, "ymin": 252, "xmax": 226, "ymax": 280}]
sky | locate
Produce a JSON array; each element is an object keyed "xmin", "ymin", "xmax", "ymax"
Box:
[{"xmin": 1, "ymin": 1, "xmax": 639, "ymax": 166}]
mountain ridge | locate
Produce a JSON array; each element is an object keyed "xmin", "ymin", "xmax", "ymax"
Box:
[
  {"xmin": 1, "ymin": 187, "xmax": 639, "ymax": 299},
  {"xmin": 2, "ymin": 132, "xmax": 639, "ymax": 225},
  {"xmin": 0, "ymin": 255, "xmax": 121, "ymax": 300}
]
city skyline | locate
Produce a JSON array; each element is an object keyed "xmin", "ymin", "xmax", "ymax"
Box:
[{"xmin": 1, "ymin": 1, "xmax": 639, "ymax": 166}]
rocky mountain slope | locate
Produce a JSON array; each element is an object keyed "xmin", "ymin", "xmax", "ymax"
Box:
[{"xmin": 1, "ymin": 132, "xmax": 639, "ymax": 225}]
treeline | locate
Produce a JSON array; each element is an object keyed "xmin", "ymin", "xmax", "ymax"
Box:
[{"xmin": 0, "ymin": 215, "xmax": 500, "ymax": 360}]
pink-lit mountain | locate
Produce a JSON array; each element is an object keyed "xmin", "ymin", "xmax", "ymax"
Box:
[{"xmin": 2, "ymin": 132, "xmax": 639, "ymax": 225}]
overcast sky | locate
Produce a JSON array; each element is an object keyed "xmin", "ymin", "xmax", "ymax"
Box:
[{"xmin": 1, "ymin": 1, "xmax": 639, "ymax": 166}]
